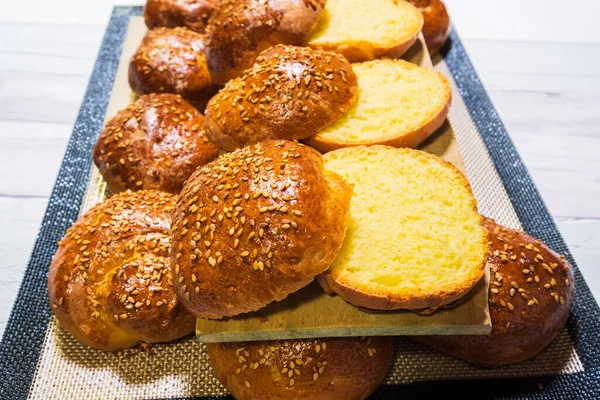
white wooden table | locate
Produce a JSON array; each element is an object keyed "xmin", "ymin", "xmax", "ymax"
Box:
[{"xmin": 1, "ymin": 0, "xmax": 599, "ymax": 339}]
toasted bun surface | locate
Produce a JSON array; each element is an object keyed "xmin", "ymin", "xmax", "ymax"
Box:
[
  {"xmin": 143, "ymin": 0, "xmax": 220, "ymax": 33},
  {"xmin": 93, "ymin": 93, "xmax": 219, "ymax": 194},
  {"xmin": 319, "ymin": 146, "xmax": 488, "ymax": 310},
  {"xmin": 48, "ymin": 190, "xmax": 196, "ymax": 352},
  {"xmin": 407, "ymin": 0, "xmax": 451, "ymax": 55},
  {"xmin": 129, "ymin": 27, "xmax": 219, "ymax": 111},
  {"xmin": 205, "ymin": 0, "xmax": 326, "ymax": 84},
  {"xmin": 206, "ymin": 336, "xmax": 394, "ymax": 400},
  {"xmin": 204, "ymin": 45, "xmax": 358, "ymax": 151},
  {"xmin": 172, "ymin": 140, "xmax": 352, "ymax": 319},
  {"xmin": 416, "ymin": 218, "xmax": 575, "ymax": 366},
  {"xmin": 304, "ymin": 59, "xmax": 451, "ymax": 152},
  {"xmin": 307, "ymin": 0, "xmax": 423, "ymax": 62}
]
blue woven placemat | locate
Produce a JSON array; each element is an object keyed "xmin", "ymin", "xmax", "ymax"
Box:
[{"xmin": 0, "ymin": 6, "xmax": 598, "ymax": 399}]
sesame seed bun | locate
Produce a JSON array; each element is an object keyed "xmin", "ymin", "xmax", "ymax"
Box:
[
  {"xmin": 206, "ymin": 336, "xmax": 394, "ymax": 400},
  {"xmin": 48, "ymin": 190, "xmax": 196, "ymax": 352},
  {"xmin": 205, "ymin": 0, "xmax": 326, "ymax": 84},
  {"xmin": 93, "ymin": 93, "xmax": 220, "ymax": 194},
  {"xmin": 204, "ymin": 44, "xmax": 358, "ymax": 151},
  {"xmin": 172, "ymin": 140, "xmax": 352, "ymax": 319},
  {"xmin": 415, "ymin": 218, "xmax": 575, "ymax": 366},
  {"xmin": 144, "ymin": 0, "xmax": 220, "ymax": 33},
  {"xmin": 407, "ymin": 0, "xmax": 451, "ymax": 55},
  {"xmin": 129, "ymin": 27, "xmax": 220, "ymax": 111}
]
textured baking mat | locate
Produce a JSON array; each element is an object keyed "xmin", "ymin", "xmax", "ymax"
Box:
[{"xmin": 0, "ymin": 6, "xmax": 598, "ymax": 400}]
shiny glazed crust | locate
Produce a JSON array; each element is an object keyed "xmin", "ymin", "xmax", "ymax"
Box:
[
  {"xmin": 416, "ymin": 218, "xmax": 575, "ymax": 366},
  {"xmin": 93, "ymin": 93, "xmax": 220, "ymax": 194},
  {"xmin": 204, "ymin": 45, "xmax": 358, "ymax": 151},
  {"xmin": 129, "ymin": 27, "xmax": 220, "ymax": 111},
  {"xmin": 171, "ymin": 140, "xmax": 352, "ymax": 319},
  {"xmin": 407, "ymin": 0, "xmax": 451, "ymax": 55},
  {"xmin": 144, "ymin": 0, "xmax": 220, "ymax": 33},
  {"xmin": 47, "ymin": 191, "xmax": 196, "ymax": 352},
  {"xmin": 205, "ymin": 0, "xmax": 326, "ymax": 84},
  {"xmin": 318, "ymin": 147, "xmax": 488, "ymax": 310},
  {"xmin": 206, "ymin": 336, "xmax": 394, "ymax": 400}
]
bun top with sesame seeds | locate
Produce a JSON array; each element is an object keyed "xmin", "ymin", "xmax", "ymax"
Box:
[
  {"xmin": 144, "ymin": 0, "xmax": 220, "ymax": 33},
  {"xmin": 129, "ymin": 27, "xmax": 220, "ymax": 111},
  {"xmin": 93, "ymin": 93, "xmax": 220, "ymax": 195},
  {"xmin": 171, "ymin": 140, "xmax": 352, "ymax": 319},
  {"xmin": 47, "ymin": 190, "xmax": 196, "ymax": 352},
  {"xmin": 206, "ymin": 336, "xmax": 394, "ymax": 400},
  {"xmin": 416, "ymin": 218, "xmax": 575, "ymax": 366},
  {"xmin": 205, "ymin": 0, "xmax": 327, "ymax": 84},
  {"xmin": 204, "ymin": 44, "xmax": 358, "ymax": 151}
]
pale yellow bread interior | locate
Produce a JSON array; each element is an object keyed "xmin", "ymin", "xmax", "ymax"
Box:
[
  {"xmin": 304, "ymin": 59, "xmax": 451, "ymax": 153},
  {"xmin": 307, "ymin": 0, "xmax": 424, "ymax": 62},
  {"xmin": 319, "ymin": 146, "xmax": 488, "ymax": 310}
]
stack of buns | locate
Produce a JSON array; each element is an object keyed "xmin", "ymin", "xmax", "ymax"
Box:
[{"xmin": 47, "ymin": 1, "xmax": 576, "ymax": 399}]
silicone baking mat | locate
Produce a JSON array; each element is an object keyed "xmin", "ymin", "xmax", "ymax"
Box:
[{"xmin": 0, "ymin": 6, "xmax": 598, "ymax": 399}]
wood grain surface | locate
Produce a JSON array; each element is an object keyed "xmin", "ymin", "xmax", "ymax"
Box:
[{"xmin": 1, "ymin": 1, "xmax": 599, "ymax": 339}]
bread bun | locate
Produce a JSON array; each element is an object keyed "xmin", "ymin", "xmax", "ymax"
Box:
[
  {"xmin": 319, "ymin": 146, "xmax": 488, "ymax": 310},
  {"xmin": 407, "ymin": 0, "xmax": 451, "ymax": 55},
  {"xmin": 307, "ymin": 0, "xmax": 424, "ymax": 62},
  {"xmin": 205, "ymin": 0, "xmax": 326, "ymax": 84},
  {"xmin": 416, "ymin": 218, "xmax": 575, "ymax": 366},
  {"xmin": 206, "ymin": 336, "xmax": 394, "ymax": 400},
  {"xmin": 204, "ymin": 45, "xmax": 358, "ymax": 151},
  {"xmin": 143, "ymin": 0, "xmax": 220, "ymax": 33},
  {"xmin": 171, "ymin": 140, "xmax": 352, "ymax": 319},
  {"xmin": 48, "ymin": 190, "xmax": 195, "ymax": 352},
  {"xmin": 129, "ymin": 27, "xmax": 220, "ymax": 111},
  {"xmin": 93, "ymin": 93, "xmax": 219, "ymax": 194},
  {"xmin": 304, "ymin": 59, "xmax": 451, "ymax": 152}
]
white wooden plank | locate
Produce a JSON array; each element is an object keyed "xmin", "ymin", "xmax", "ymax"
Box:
[
  {"xmin": 0, "ymin": 70, "xmax": 89, "ymax": 123},
  {"xmin": 485, "ymin": 90, "xmax": 600, "ymax": 219},
  {"xmin": 556, "ymin": 218, "xmax": 600, "ymax": 304},
  {"xmin": 0, "ymin": 196, "xmax": 49, "ymax": 338},
  {"xmin": 445, "ymin": 0, "xmax": 600, "ymax": 43},
  {"xmin": 462, "ymin": 40, "xmax": 600, "ymax": 94},
  {"xmin": 0, "ymin": 120, "xmax": 71, "ymax": 197}
]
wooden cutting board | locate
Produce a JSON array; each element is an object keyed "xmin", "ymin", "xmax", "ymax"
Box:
[{"xmin": 111, "ymin": 18, "xmax": 491, "ymax": 342}]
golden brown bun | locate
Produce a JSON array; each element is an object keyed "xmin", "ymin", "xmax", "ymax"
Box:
[
  {"xmin": 172, "ymin": 140, "xmax": 352, "ymax": 319},
  {"xmin": 407, "ymin": 0, "xmax": 451, "ymax": 55},
  {"xmin": 204, "ymin": 45, "xmax": 358, "ymax": 151},
  {"xmin": 92, "ymin": 94, "xmax": 219, "ymax": 194},
  {"xmin": 205, "ymin": 0, "xmax": 326, "ymax": 84},
  {"xmin": 48, "ymin": 191, "xmax": 196, "ymax": 352},
  {"xmin": 416, "ymin": 218, "xmax": 575, "ymax": 366},
  {"xmin": 143, "ymin": 0, "xmax": 220, "ymax": 33},
  {"xmin": 129, "ymin": 27, "xmax": 220, "ymax": 111},
  {"xmin": 206, "ymin": 336, "xmax": 394, "ymax": 400}
]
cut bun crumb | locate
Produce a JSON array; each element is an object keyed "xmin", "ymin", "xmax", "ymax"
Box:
[
  {"xmin": 304, "ymin": 59, "xmax": 451, "ymax": 152},
  {"xmin": 319, "ymin": 146, "xmax": 488, "ymax": 310},
  {"xmin": 308, "ymin": 0, "xmax": 424, "ymax": 62}
]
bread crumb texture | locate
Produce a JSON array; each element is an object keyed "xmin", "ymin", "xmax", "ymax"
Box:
[
  {"xmin": 309, "ymin": 59, "xmax": 451, "ymax": 149},
  {"xmin": 323, "ymin": 146, "xmax": 487, "ymax": 305},
  {"xmin": 308, "ymin": 0, "xmax": 423, "ymax": 58}
]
